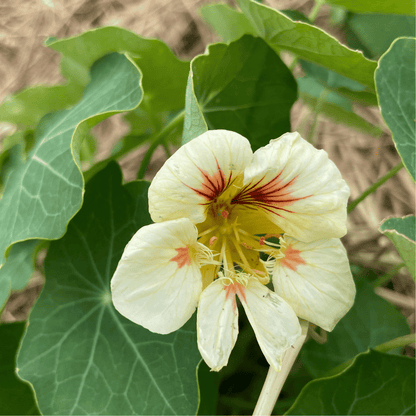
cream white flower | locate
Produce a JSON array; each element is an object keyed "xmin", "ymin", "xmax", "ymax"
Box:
[{"xmin": 111, "ymin": 130, "xmax": 355, "ymax": 372}]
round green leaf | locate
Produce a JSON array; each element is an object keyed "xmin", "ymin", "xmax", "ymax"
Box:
[
  {"xmin": 237, "ymin": 0, "xmax": 377, "ymax": 89},
  {"xmin": 48, "ymin": 26, "xmax": 189, "ymax": 113},
  {"xmin": 0, "ymin": 53, "xmax": 143, "ymax": 270},
  {"xmin": 286, "ymin": 350, "xmax": 415, "ymax": 415},
  {"xmin": 17, "ymin": 163, "xmax": 202, "ymax": 415},
  {"xmin": 0, "ymin": 322, "xmax": 40, "ymax": 415},
  {"xmin": 302, "ymin": 279, "xmax": 410, "ymax": 377},
  {"xmin": 183, "ymin": 34, "xmax": 297, "ymax": 149},
  {"xmin": 380, "ymin": 215, "xmax": 416, "ymax": 279},
  {"xmin": 375, "ymin": 37, "xmax": 416, "ymax": 181}
]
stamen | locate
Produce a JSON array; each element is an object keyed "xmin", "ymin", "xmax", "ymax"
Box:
[
  {"xmin": 198, "ymin": 225, "xmax": 219, "ymax": 238},
  {"xmin": 193, "ymin": 242, "xmax": 220, "ymax": 266}
]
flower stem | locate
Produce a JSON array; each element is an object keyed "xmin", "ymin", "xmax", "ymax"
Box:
[
  {"xmin": 137, "ymin": 111, "xmax": 184, "ymax": 179},
  {"xmin": 347, "ymin": 162, "xmax": 404, "ymax": 213},
  {"xmin": 253, "ymin": 322, "xmax": 308, "ymax": 416},
  {"xmin": 375, "ymin": 333, "xmax": 415, "ymax": 353}
]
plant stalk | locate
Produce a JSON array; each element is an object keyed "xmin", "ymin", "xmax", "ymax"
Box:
[
  {"xmin": 137, "ymin": 111, "xmax": 184, "ymax": 179},
  {"xmin": 253, "ymin": 322, "xmax": 308, "ymax": 416},
  {"xmin": 347, "ymin": 162, "xmax": 404, "ymax": 213},
  {"xmin": 375, "ymin": 333, "xmax": 416, "ymax": 353},
  {"xmin": 372, "ymin": 263, "xmax": 405, "ymax": 287}
]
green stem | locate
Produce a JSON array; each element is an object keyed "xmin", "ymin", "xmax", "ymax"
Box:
[
  {"xmin": 373, "ymin": 263, "xmax": 405, "ymax": 287},
  {"xmin": 375, "ymin": 333, "xmax": 415, "ymax": 353},
  {"xmin": 307, "ymin": 88, "xmax": 328, "ymax": 144},
  {"xmin": 137, "ymin": 111, "xmax": 184, "ymax": 180},
  {"xmin": 347, "ymin": 162, "xmax": 404, "ymax": 213}
]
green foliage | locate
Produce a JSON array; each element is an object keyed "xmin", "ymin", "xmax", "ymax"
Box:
[
  {"xmin": 324, "ymin": 0, "xmax": 415, "ymax": 15},
  {"xmin": 17, "ymin": 163, "xmax": 202, "ymax": 415},
  {"xmin": 375, "ymin": 37, "xmax": 416, "ymax": 180},
  {"xmin": 0, "ymin": 53, "xmax": 142, "ymax": 269},
  {"xmin": 380, "ymin": 216, "xmax": 416, "ymax": 279},
  {"xmin": 0, "ymin": 322, "xmax": 40, "ymax": 415},
  {"xmin": 286, "ymin": 350, "xmax": 416, "ymax": 415},
  {"xmin": 183, "ymin": 35, "xmax": 297, "ymax": 149},
  {"xmin": 302, "ymin": 279, "xmax": 410, "ymax": 377},
  {"xmin": 200, "ymin": 3, "xmax": 257, "ymax": 42},
  {"xmin": 346, "ymin": 13, "xmax": 415, "ymax": 59},
  {"xmin": 298, "ymin": 77, "xmax": 383, "ymax": 136},
  {"xmin": 48, "ymin": 26, "xmax": 189, "ymax": 113},
  {"xmin": 0, "ymin": 240, "xmax": 41, "ymax": 309},
  {"xmin": 237, "ymin": 0, "xmax": 377, "ymax": 89}
]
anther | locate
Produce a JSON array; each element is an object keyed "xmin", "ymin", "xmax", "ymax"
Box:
[{"xmin": 209, "ymin": 236, "xmax": 218, "ymax": 246}]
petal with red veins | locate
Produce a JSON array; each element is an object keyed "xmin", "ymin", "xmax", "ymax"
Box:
[
  {"xmin": 272, "ymin": 236, "xmax": 356, "ymax": 331},
  {"xmin": 111, "ymin": 218, "xmax": 202, "ymax": 334},
  {"xmin": 149, "ymin": 130, "xmax": 253, "ymax": 224},
  {"xmin": 197, "ymin": 279, "xmax": 239, "ymax": 371},
  {"xmin": 239, "ymin": 132, "xmax": 350, "ymax": 242},
  {"xmin": 240, "ymin": 279, "xmax": 301, "ymax": 372}
]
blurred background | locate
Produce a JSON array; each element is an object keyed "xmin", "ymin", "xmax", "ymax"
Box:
[{"xmin": 0, "ymin": 0, "xmax": 414, "ymax": 413}]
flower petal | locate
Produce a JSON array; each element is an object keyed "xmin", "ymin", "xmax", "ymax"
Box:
[
  {"xmin": 197, "ymin": 279, "xmax": 239, "ymax": 371},
  {"xmin": 272, "ymin": 236, "xmax": 356, "ymax": 331},
  {"xmin": 149, "ymin": 130, "xmax": 253, "ymax": 224},
  {"xmin": 239, "ymin": 132, "xmax": 350, "ymax": 242},
  {"xmin": 239, "ymin": 279, "xmax": 301, "ymax": 372},
  {"xmin": 111, "ymin": 218, "xmax": 203, "ymax": 334}
]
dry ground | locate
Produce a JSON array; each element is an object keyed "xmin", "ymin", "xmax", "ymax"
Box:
[{"xmin": 0, "ymin": 0, "xmax": 414, "ymax": 351}]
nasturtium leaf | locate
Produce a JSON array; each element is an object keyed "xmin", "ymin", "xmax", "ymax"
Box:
[
  {"xmin": 0, "ymin": 322, "xmax": 40, "ymax": 415},
  {"xmin": 48, "ymin": 26, "xmax": 189, "ymax": 112},
  {"xmin": 375, "ymin": 37, "xmax": 416, "ymax": 180},
  {"xmin": 286, "ymin": 350, "xmax": 415, "ymax": 415},
  {"xmin": 300, "ymin": 60, "xmax": 378, "ymax": 106},
  {"xmin": 237, "ymin": 0, "xmax": 377, "ymax": 89},
  {"xmin": 17, "ymin": 163, "xmax": 202, "ymax": 415},
  {"xmin": 0, "ymin": 53, "xmax": 142, "ymax": 269},
  {"xmin": 302, "ymin": 279, "xmax": 410, "ymax": 377},
  {"xmin": 380, "ymin": 216, "xmax": 416, "ymax": 280},
  {"xmin": 298, "ymin": 77, "xmax": 383, "ymax": 136},
  {"xmin": 0, "ymin": 84, "xmax": 82, "ymax": 130},
  {"xmin": 323, "ymin": 0, "xmax": 415, "ymax": 16},
  {"xmin": 183, "ymin": 35, "xmax": 297, "ymax": 149},
  {"xmin": 0, "ymin": 240, "xmax": 41, "ymax": 309},
  {"xmin": 200, "ymin": 3, "xmax": 257, "ymax": 42},
  {"xmin": 346, "ymin": 13, "xmax": 415, "ymax": 59}
]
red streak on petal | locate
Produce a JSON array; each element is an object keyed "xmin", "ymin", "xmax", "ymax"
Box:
[
  {"xmin": 224, "ymin": 284, "xmax": 237, "ymax": 311},
  {"xmin": 280, "ymin": 245, "xmax": 306, "ymax": 271},
  {"xmin": 185, "ymin": 160, "xmax": 231, "ymax": 202},
  {"xmin": 170, "ymin": 246, "xmax": 191, "ymax": 268},
  {"xmin": 232, "ymin": 171, "xmax": 311, "ymax": 215}
]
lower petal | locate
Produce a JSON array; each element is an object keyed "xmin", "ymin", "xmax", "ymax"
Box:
[
  {"xmin": 272, "ymin": 236, "xmax": 356, "ymax": 331},
  {"xmin": 239, "ymin": 279, "xmax": 301, "ymax": 372},
  {"xmin": 197, "ymin": 279, "xmax": 239, "ymax": 371},
  {"xmin": 111, "ymin": 218, "xmax": 203, "ymax": 334}
]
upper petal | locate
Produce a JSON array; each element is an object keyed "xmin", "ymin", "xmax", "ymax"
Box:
[
  {"xmin": 239, "ymin": 278, "xmax": 301, "ymax": 372},
  {"xmin": 197, "ymin": 279, "xmax": 239, "ymax": 371},
  {"xmin": 149, "ymin": 130, "xmax": 253, "ymax": 224},
  {"xmin": 272, "ymin": 236, "xmax": 356, "ymax": 331},
  {"xmin": 239, "ymin": 132, "xmax": 350, "ymax": 242},
  {"xmin": 111, "ymin": 218, "xmax": 203, "ymax": 334}
]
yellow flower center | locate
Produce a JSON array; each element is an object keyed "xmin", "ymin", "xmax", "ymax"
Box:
[{"xmin": 196, "ymin": 173, "xmax": 282, "ymax": 287}]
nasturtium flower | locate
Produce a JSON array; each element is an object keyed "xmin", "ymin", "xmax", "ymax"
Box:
[{"xmin": 111, "ymin": 130, "xmax": 355, "ymax": 372}]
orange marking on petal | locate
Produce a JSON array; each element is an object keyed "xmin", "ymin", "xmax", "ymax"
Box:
[
  {"xmin": 185, "ymin": 160, "xmax": 231, "ymax": 202},
  {"xmin": 280, "ymin": 245, "xmax": 306, "ymax": 271},
  {"xmin": 224, "ymin": 284, "xmax": 237, "ymax": 311},
  {"xmin": 232, "ymin": 172, "xmax": 311, "ymax": 215},
  {"xmin": 170, "ymin": 246, "xmax": 191, "ymax": 268}
]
